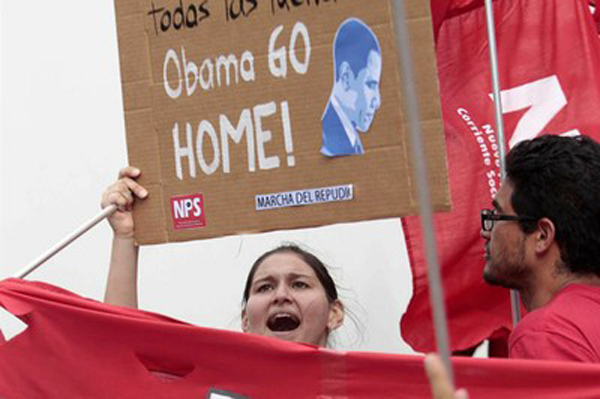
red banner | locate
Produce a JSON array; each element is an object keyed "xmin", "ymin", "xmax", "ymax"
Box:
[
  {"xmin": 402, "ymin": 0, "xmax": 600, "ymax": 352},
  {"xmin": 1, "ymin": 279, "xmax": 600, "ymax": 398}
]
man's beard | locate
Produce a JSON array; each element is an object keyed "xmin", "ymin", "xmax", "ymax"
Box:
[{"xmin": 483, "ymin": 239, "xmax": 529, "ymax": 289}]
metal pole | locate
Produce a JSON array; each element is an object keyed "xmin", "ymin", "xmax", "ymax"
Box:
[
  {"xmin": 484, "ymin": 0, "xmax": 522, "ymax": 325},
  {"xmin": 13, "ymin": 205, "xmax": 117, "ymax": 279},
  {"xmin": 392, "ymin": 0, "xmax": 454, "ymax": 386}
]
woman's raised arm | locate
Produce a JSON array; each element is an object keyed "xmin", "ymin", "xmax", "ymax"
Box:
[{"xmin": 101, "ymin": 166, "xmax": 148, "ymax": 308}]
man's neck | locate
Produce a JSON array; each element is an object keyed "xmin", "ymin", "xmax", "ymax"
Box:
[{"xmin": 520, "ymin": 271, "xmax": 600, "ymax": 311}]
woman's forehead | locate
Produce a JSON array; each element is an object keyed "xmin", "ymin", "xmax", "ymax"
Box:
[{"xmin": 252, "ymin": 252, "xmax": 316, "ymax": 280}]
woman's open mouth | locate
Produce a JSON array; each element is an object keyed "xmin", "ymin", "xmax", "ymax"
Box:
[{"xmin": 267, "ymin": 313, "xmax": 300, "ymax": 332}]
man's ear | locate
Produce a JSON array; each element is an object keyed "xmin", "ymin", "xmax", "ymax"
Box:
[
  {"xmin": 241, "ymin": 310, "xmax": 249, "ymax": 333},
  {"xmin": 338, "ymin": 62, "xmax": 354, "ymax": 91},
  {"xmin": 534, "ymin": 217, "xmax": 556, "ymax": 254},
  {"xmin": 327, "ymin": 300, "xmax": 345, "ymax": 332}
]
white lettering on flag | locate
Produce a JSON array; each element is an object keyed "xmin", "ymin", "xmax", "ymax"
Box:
[{"xmin": 255, "ymin": 185, "xmax": 353, "ymax": 211}]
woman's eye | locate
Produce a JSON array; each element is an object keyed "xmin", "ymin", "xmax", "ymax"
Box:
[
  {"xmin": 292, "ymin": 281, "xmax": 309, "ymax": 289},
  {"xmin": 256, "ymin": 284, "xmax": 273, "ymax": 293}
]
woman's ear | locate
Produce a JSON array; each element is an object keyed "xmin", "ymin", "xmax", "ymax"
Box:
[{"xmin": 327, "ymin": 300, "xmax": 345, "ymax": 332}]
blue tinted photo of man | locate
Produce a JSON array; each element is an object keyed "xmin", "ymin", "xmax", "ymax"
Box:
[{"xmin": 321, "ymin": 18, "xmax": 382, "ymax": 157}]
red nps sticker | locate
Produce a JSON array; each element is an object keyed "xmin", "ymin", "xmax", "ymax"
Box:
[{"xmin": 170, "ymin": 193, "xmax": 206, "ymax": 231}]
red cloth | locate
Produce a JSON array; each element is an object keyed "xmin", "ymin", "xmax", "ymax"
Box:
[
  {"xmin": 401, "ymin": 0, "xmax": 600, "ymax": 352},
  {"xmin": 2, "ymin": 279, "xmax": 600, "ymax": 398},
  {"xmin": 509, "ymin": 284, "xmax": 600, "ymax": 362},
  {"xmin": 431, "ymin": 0, "xmax": 485, "ymax": 39}
]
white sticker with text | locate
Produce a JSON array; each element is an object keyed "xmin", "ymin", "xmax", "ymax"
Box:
[{"xmin": 255, "ymin": 185, "xmax": 353, "ymax": 211}]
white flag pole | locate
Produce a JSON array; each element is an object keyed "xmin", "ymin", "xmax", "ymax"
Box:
[
  {"xmin": 484, "ymin": 0, "xmax": 522, "ymax": 325},
  {"xmin": 13, "ymin": 205, "xmax": 118, "ymax": 280},
  {"xmin": 392, "ymin": 0, "xmax": 454, "ymax": 385}
]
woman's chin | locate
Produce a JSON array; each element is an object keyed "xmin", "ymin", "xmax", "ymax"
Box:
[{"xmin": 270, "ymin": 329, "xmax": 299, "ymax": 342}]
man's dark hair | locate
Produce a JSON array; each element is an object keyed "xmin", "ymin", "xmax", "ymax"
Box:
[
  {"xmin": 333, "ymin": 18, "xmax": 381, "ymax": 81},
  {"xmin": 506, "ymin": 135, "xmax": 600, "ymax": 276}
]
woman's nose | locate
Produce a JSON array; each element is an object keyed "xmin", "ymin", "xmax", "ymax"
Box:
[{"xmin": 272, "ymin": 284, "xmax": 292, "ymax": 303}]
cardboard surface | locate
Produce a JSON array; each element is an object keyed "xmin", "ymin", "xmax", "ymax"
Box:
[{"xmin": 114, "ymin": 0, "xmax": 449, "ymax": 244}]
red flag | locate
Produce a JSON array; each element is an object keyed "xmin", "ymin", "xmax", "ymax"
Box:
[
  {"xmin": 402, "ymin": 0, "xmax": 600, "ymax": 353},
  {"xmin": 2, "ymin": 279, "xmax": 600, "ymax": 398}
]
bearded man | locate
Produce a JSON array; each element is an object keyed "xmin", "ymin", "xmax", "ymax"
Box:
[{"xmin": 482, "ymin": 134, "xmax": 600, "ymax": 362}]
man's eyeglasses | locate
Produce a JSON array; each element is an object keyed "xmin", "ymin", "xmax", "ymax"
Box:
[{"xmin": 481, "ymin": 209, "xmax": 537, "ymax": 232}]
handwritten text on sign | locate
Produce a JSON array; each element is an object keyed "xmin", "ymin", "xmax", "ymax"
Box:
[{"xmin": 150, "ymin": 0, "xmax": 338, "ymax": 181}]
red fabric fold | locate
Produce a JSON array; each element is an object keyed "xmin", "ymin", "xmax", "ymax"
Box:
[
  {"xmin": 2, "ymin": 279, "xmax": 600, "ymax": 398},
  {"xmin": 402, "ymin": 0, "xmax": 600, "ymax": 352}
]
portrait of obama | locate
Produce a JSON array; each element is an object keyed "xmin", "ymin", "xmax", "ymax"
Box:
[{"xmin": 321, "ymin": 18, "xmax": 382, "ymax": 157}]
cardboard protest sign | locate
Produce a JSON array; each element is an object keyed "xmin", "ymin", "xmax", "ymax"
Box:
[{"xmin": 114, "ymin": 0, "xmax": 449, "ymax": 244}]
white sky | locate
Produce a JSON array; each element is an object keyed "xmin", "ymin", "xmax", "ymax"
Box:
[{"xmin": 0, "ymin": 0, "xmax": 422, "ymax": 354}]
